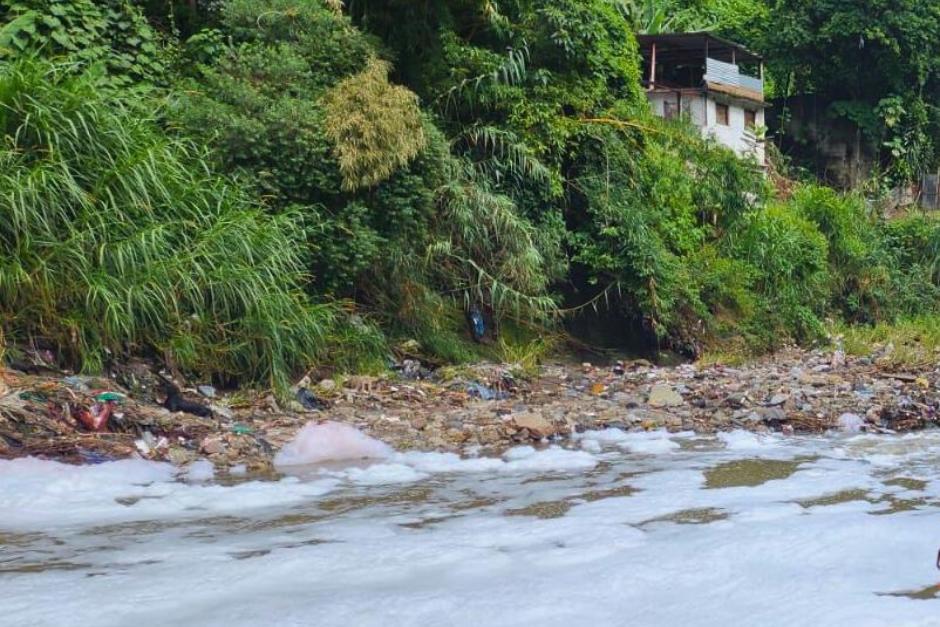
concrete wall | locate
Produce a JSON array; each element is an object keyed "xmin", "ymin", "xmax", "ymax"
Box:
[
  {"xmin": 646, "ymin": 90, "xmax": 765, "ymax": 164},
  {"xmin": 766, "ymin": 95, "xmax": 875, "ymax": 189}
]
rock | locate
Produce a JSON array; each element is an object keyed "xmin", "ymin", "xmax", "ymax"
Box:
[
  {"xmin": 757, "ymin": 407, "xmax": 786, "ymax": 422},
  {"xmin": 837, "ymin": 412, "xmax": 865, "ymax": 433},
  {"xmin": 410, "ymin": 416, "xmax": 428, "ymax": 430},
  {"xmin": 611, "ymin": 392, "xmax": 642, "ymax": 408},
  {"xmin": 767, "ymin": 393, "xmax": 788, "ymax": 406},
  {"xmin": 168, "ymin": 446, "xmax": 196, "ymax": 466},
  {"xmin": 648, "ymin": 384, "xmax": 683, "ymax": 407},
  {"xmin": 831, "ymin": 349, "xmax": 846, "ymax": 368},
  {"xmin": 197, "ymin": 385, "xmax": 216, "ymax": 399},
  {"xmin": 209, "ymin": 404, "xmax": 234, "ymax": 420},
  {"xmin": 511, "ymin": 412, "xmax": 555, "ymax": 439},
  {"xmin": 799, "ymin": 373, "xmax": 831, "ymax": 387},
  {"xmin": 724, "ymin": 392, "xmax": 748, "ymax": 408},
  {"xmin": 200, "ymin": 436, "xmax": 225, "ymax": 455},
  {"xmin": 742, "ymin": 411, "xmax": 762, "ymax": 424},
  {"xmin": 319, "ymin": 378, "xmax": 338, "ymax": 393},
  {"xmin": 479, "ymin": 426, "xmax": 502, "ymax": 445}
]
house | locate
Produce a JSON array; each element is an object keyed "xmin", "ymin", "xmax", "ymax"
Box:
[{"xmin": 637, "ymin": 33, "xmax": 766, "ymax": 164}]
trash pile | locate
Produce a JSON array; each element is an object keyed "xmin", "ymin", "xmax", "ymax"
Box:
[{"xmin": 2, "ymin": 345, "xmax": 940, "ymax": 469}]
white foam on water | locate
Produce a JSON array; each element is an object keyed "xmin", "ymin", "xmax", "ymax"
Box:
[
  {"xmin": 0, "ymin": 457, "xmax": 339, "ymax": 531},
  {"xmin": 184, "ymin": 459, "xmax": 215, "ymax": 482},
  {"xmin": 575, "ymin": 428, "xmax": 684, "ymax": 454},
  {"xmin": 319, "ymin": 445, "xmax": 600, "ymax": 485},
  {"xmin": 273, "ymin": 420, "xmax": 394, "ymax": 467},
  {"xmin": 716, "ymin": 429, "xmax": 784, "ymax": 450},
  {"xmin": 837, "ymin": 412, "xmax": 865, "ymax": 433},
  {"xmin": 4, "ymin": 432, "xmax": 940, "ymax": 626}
]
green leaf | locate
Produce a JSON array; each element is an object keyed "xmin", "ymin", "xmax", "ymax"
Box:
[
  {"xmin": 41, "ymin": 15, "xmax": 62, "ymax": 28},
  {"xmin": 0, "ymin": 11, "xmax": 38, "ymax": 50}
]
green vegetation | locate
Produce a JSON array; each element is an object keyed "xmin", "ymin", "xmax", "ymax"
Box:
[
  {"xmin": 0, "ymin": 58, "xmax": 359, "ymax": 388},
  {"xmin": 838, "ymin": 317, "xmax": 940, "ymax": 369},
  {"xmin": 1, "ymin": 0, "xmax": 939, "ymax": 387}
]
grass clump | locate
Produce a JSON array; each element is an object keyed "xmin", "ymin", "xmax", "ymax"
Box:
[
  {"xmin": 0, "ymin": 58, "xmax": 347, "ymax": 388},
  {"xmin": 836, "ymin": 317, "xmax": 940, "ymax": 369}
]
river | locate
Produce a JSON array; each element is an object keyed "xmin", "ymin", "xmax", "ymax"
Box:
[{"xmin": 2, "ymin": 429, "xmax": 940, "ymax": 626}]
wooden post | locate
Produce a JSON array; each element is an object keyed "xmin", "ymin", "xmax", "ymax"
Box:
[
  {"xmin": 731, "ymin": 49, "xmax": 736, "ymax": 65},
  {"xmin": 649, "ymin": 42, "xmax": 657, "ymax": 88}
]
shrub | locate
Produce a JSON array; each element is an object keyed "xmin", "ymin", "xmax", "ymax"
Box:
[
  {"xmin": 728, "ymin": 204, "xmax": 830, "ymax": 342},
  {"xmin": 0, "ymin": 0, "xmax": 165, "ymax": 84},
  {"xmin": 322, "ymin": 58, "xmax": 427, "ymax": 191},
  {"xmin": 0, "ymin": 59, "xmax": 349, "ymax": 387},
  {"xmin": 174, "ymin": 1, "xmax": 559, "ymax": 359}
]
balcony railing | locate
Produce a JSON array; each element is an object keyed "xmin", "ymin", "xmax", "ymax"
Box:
[{"xmin": 704, "ymin": 57, "xmax": 763, "ymax": 95}]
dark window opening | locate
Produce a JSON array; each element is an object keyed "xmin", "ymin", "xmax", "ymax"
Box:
[
  {"xmin": 745, "ymin": 109, "xmax": 756, "ymax": 129},
  {"xmin": 664, "ymin": 100, "xmax": 678, "ymax": 120},
  {"xmin": 716, "ymin": 103, "xmax": 730, "ymax": 126}
]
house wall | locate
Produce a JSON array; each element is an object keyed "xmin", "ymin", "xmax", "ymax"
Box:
[
  {"xmin": 703, "ymin": 97, "xmax": 765, "ymax": 164},
  {"xmin": 646, "ymin": 91, "xmax": 765, "ymax": 164}
]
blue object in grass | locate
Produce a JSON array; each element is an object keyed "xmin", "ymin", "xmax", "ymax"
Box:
[
  {"xmin": 467, "ymin": 382, "xmax": 509, "ymax": 401},
  {"xmin": 468, "ymin": 304, "xmax": 485, "ymax": 342}
]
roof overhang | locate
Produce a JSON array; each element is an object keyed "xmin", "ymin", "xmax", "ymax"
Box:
[
  {"xmin": 706, "ymin": 81, "xmax": 764, "ymax": 104},
  {"xmin": 637, "ymin": 32, "xmax": 763, "ymax": 65},
  {"xmin": 707, "ymin": 86, "xmax": 770, "ymax": 109}
]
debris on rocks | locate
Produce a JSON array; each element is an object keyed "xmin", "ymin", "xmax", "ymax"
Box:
[
  {"xmin": 296, "ymin": 387, "xmax": 327, "ymax": 411},
  {"xmin": 3, "ymin": 344, "xmax": 940, "ymax": 471},
  {"xmin": 162, "ymin": 380, "xmax": 213, "ymax": 418},
  {"xmin": 467, "ymin": 382, "xmax": 509, "ymax": 401}
]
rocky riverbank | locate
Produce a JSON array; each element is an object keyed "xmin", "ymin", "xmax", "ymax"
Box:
[{"xmin": 1, "ymin": 345, "xmax": 938, "ymax": 472}]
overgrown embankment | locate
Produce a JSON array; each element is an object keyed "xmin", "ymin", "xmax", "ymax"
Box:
[{"xmin": 1, "ymin": 1, "xmax": 940, "ymax": 391}]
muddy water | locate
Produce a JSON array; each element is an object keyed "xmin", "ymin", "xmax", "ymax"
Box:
[{"xmin": 3, "ymin": 430, "xmax": 940, "ymax": 626}]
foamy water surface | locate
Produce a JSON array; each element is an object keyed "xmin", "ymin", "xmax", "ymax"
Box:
[{"xmin": 3, "ymin": 429, "xmax": 940, "ymax": 626}]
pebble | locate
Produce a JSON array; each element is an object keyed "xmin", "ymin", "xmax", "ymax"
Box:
[
  {"xmin": 767, "ymin": 393, "xmax": 789, "ymax": 406},
  {"xmin": 648, "ymin": 384, "xmax": 684, "ymax": 407}
]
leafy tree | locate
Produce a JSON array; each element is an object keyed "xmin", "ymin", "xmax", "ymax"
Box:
[
  {"xmin": 761, "ymin": 0, "xmax": 940, "ymax": 183},
  {"xmin": 0, "ymin": 0, "xmax": 166, "ymax": 85}
]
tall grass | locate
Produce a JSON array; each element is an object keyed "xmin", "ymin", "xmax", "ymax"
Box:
[
  {"xmin": 0, "ymin": 59, "xmax": 339, "ymax": 387},
  {"xmin": 836, "ymin": 317, "xmax": 940, "ymax": 369}
]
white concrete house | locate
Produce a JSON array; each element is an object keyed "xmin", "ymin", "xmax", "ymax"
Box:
[{"xmin": 637, "ymin": 33, "xmax": 766, "ymax": 164}]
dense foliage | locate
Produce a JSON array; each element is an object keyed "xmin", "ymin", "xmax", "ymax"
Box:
[
  {"xmin": 1, "ymin": 0, "xmax": 939, "ymax": 384},
  {"xmin": 0, "ymin": 59, "xmax": 351, "ymax": 387}
]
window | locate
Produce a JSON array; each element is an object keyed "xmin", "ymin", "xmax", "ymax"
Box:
[
  {"xmin": 715, "ymin": 103, "xmax": 730, "ymax": 126},
  {"xmin": 745, "ymin": 109, "xmax": 757, "ymax": 129},
  {"xmin": 664, "ymin": 100, "xmax": 678, "ymax": 120}
]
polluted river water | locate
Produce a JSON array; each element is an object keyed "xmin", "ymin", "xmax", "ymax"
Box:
[{"xmin": 3, "ymin": 428, "xmax": 940, "ymax": 626}]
